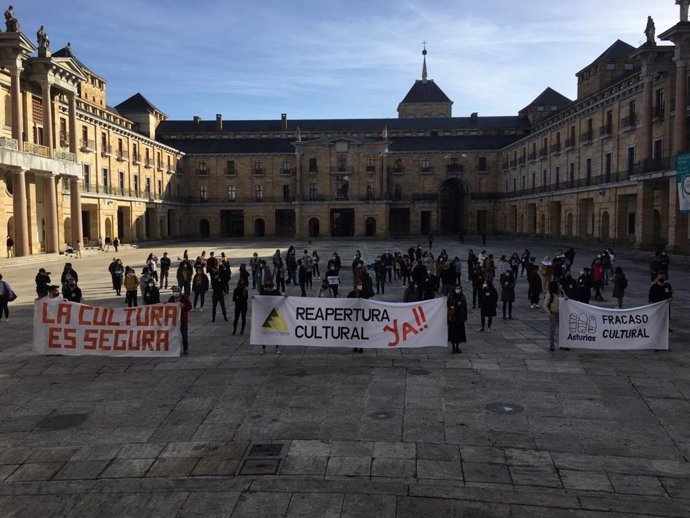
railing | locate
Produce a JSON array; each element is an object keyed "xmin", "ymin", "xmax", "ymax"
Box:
[
  {"xmin": 253, "ymin": 168, "xmax": 264, "ymax": 176},
  {"xmin": 59, "ymin": 133, "xmax": 69, "ymax": 148},
  {"xmin": 633, "ymin": 156, "xmax": 674, "ymax": 175},
  {"xmin": 101, "ymin": 144, "xmax": 112, "ymax": 157},
  {"xmin": 308, "ymin": 167, "xmax": 318, "ymax": 174},
  {"xmin": 527, "ymin": 152, "xmax": 536, "ymax": 161},
  {"xmin": 281, "ymin": 168, "xmax": 295, "ymax": 175},
  {"xmin": 80, "ymin": 139, "xmax": 95, "ymax": 152},
  {"xmin": 580, "ymin": 131, "xmax": 594, "ymax": 144},
  {"xmin": 365, "ymin": 165, "xmax": 376, "ymax": 172},
  {"xmin": 599, "ymin": 125, "xmax": 613, "ymax": 138},
  {"xmin": 116, "ymin": 150, "xmax": 128, "ymax": 161},
  {"xmin": 24, "ymin": 142, "xmax": 50, "ymax": 157},
  {"xmin": 54, "ymin": 150, "xmax": 76, "ymax": 162},
  {"xmin": 225, "ymin": 168, "xmax": 236, "ymax": 176},
  {"xmin": 157, "ymin": 163, "xmax": 164, "ymax": 172},
  {"xmin": 144, "ymin": 158, "xmax": 153, "ymax": 169},
  {"xmin": 0, "ymin": 137, "xmax": 18, "ymax": 151},
  {"xmin": 550, "ymin": 143, "xmax": 561, "ymax": 154},
  {"xmin": 564, "ymin": 138, "xmax": 575, "ymax": 149},
  {"xmin": 197, "ymin": 169, "xmax": 208, "ymax": 176},
  {"xmin": 421, "ymin": 167, "xmax": 433, "ymax": 174},
  {"xmin": 509, "ymin": 159, "xmax": 517, "ymax": 168},
  {"xmin": 518, "ymin": 156, "xmax": 526, "ymax": 164},
  {"xmin": 132, "ymin": 153, "xmax": 142, "ymax": 165},
  {"xmin": 621, "ymin": 115, "xmax": 636, "ymax": 130},
  {"xmin": 653, "ymin": 108, "xmax": 665, "ymax": 122},
  {"xmin": 539, "ymin": 148, "xmax": 547, "ymax": 158}
]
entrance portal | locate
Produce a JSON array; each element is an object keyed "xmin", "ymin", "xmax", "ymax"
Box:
[
  {"xmin": 330, "ymin": 209, "xmax": 354, "ymax": 237},
  {"xmin": 438, "ymin": 178, "xmax": 469, "ymax": 234},
  {"xmin": 308, "ymin": 218, "xmax": 320, "ymax": 238}
]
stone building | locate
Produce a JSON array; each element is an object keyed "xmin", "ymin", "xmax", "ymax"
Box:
[{"xmin": 3, "ymin": 3, "xmax": 690, "ymax": 256}]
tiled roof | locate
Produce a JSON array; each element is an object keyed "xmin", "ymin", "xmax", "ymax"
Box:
[
  {"xmin": 526, "ymin": 87, "xmax": 572, "ymax": 108},
  {"xmin": 399, "ymin": 79, "xmax": 452, "ymax": 104},
  {"xmin": 116, "ymin": 93, "xmax": 163, "ymax": 115},
  {"xmin": 577, "ymin": 39, "xmax": 636, "ymax": 75}
]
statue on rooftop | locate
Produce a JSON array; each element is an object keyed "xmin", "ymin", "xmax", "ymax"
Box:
[
  {"xmin": 4, "ymin": 5, "xmax": 18, "ymax": 32},
  {"xmin": 645, "ymin": 16, "xmax": 656, "ymax": 45},
  {"xmin": 295, "ymin": 126, "xmax": 301, "ymax": 142},
  {"xmin": 37, "ymin": 25, "xmax": 49, "ymax": 49}
]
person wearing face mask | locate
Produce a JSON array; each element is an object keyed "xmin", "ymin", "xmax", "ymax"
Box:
[
  {"xmin": 169, "ymin": 286, "xmax": 192, "ymax": 355},
  {"xmin": 62, "ymin": 278, "xmax": 82, "ymax": 303},
  {"xmin": 447, "ymin": 284, "xmax": 467, "ymax": 353},
  {"xmin": 124, "ymin": 267, "xmax": 139, "ymax": 307},
  {"xmin": 477, "ymin": 280, "xmax": 498, "ymax": 333},
  {"xmin": 348, "ymin": 282, "xmax": 366, "ymax": 352},
  {"xmin": 317, "ymin": 279, "xmax": 334, "ymax": 298},
  {"xmin": 649, "ymin": 272, "xmax": 673, "ymax": 332},
  {"xmin": 500, "ymin": 270, "xmax": 515, "ymax": 319},
  {"xmin": 576, "ymin": 268, "xmax": 592, "ymax": 304},
  {"xmin": 211, "ymin": 268, "xmax": 229, "ymax": 323},
  {"xmin": 143, "ymin": 279, "xmax": 160, "ymax": 305},
  {"xmin": 232, "ymin": 280, "xmax": 248, "ymax": 334}
]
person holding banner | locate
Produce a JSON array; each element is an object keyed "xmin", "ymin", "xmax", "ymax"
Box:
[
  {"xmin": 447, "ymin": 284, "xmax": 468, "ymax": 353},
  {"xmin": 649, "ymin": 272, "xmax": 673, "ymax": 332},
  {"xmin": 316, "ymin": 279, "xmax": 334, "ymax": 298},
  {"xmin": 261, "ymin": 280, "xmax": 282, "ymax": 355},
  {"xmin": 543, "ymin": 281, "xmax": 561, "ymax": 351},
  {"xmin": 143, "ymin": 279, "xmax": 160, "ymax": 305},
  {"xmin": 169, "ymin": 286, "xmax": 191, "ymax": 355},
  {"xmin": 62, "ymin": 278, "xmax": 82, "ymax": 303},
  {"xmin": 0, "ymin": 273, "xmax": 16, "ymax": 321},
  {"xmin": 348, "ymin": 282, "xmax": 367, "ymax": 352}
]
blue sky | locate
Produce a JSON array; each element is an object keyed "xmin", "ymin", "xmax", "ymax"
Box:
[{"xmin": 23, "ymin": 1, "xmax": 679, "ymax": 121}]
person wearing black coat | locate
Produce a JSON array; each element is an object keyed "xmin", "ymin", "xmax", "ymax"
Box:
[
  {"xmin": 232, "ymin": 280, "xmax": 249, "ymax": 334},
  {"xmin": 447, "ymin": 285, "xmax": 468, "ymax": 353},
  {"xmin": 559, "ymin": 269, "xmax": 578, "ymax": 300},
  {"xmin": 35, "ymin": 268, "xmax": 51, "ymax": 298},
  {"xmin": 500, "ymin": 270, "xmax": 516, "ymax": 319},
  {"xmin": 211, "ymin": 269, "xmax": 228, "ymax": 323},
  {"xmin": 62, "ymin": 279, "xmax": 82, "ymax": 303},
  {"xmin": 612, "ymin": 266, "xmax": 628, "ymax": 309},
  {"xmin": 478, "ymin": 280, "xmax": 498, "ymax": 332},
  {"xmin": 576, "ymin": 268, "xmax": 592, "ymax": 304},
  {"xmin": 143, "ymin": 280, "xmax": 160, "ymax": 305}
]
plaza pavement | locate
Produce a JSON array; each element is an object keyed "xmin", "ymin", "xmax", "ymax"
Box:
[{"xmin": 0, "ymin": 235, "xmax": 688, "ymax": 517}]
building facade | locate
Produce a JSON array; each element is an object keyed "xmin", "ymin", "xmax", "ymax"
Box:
[{"xmin": 3, "ymin": 4, "xmax": 690, "ymax": 256}]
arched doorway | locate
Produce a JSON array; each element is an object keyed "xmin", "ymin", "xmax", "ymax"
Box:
[
  {"xmin": 438, "ymin": 178, "xmax": 469, "ymax": 234},
  {"xmin": 565, "ymin": 213, "xmax": 573, "ymax": 237},
  {"xmin": 254, "ymin": 218, "xmax": 265, "ymax": 237},
  {"xmin": 365, "ymin": 217, "xmax": 376, "ymax": 237},
  {"xmin": 600, "ymin": 211, "xmax": 610, "ymax": 241},
  {"xmin": 308, "ymin": 218, "xmax": 320, "ymax": 238},
  {"xmin": 539, "ymin": 213, "xmax": 546, "ymax": 236},
  {"xmin": 62, "ymin": 217, "xmax": 71, "ymax": 246},
  {"xmin": 200, "ymin": 219, "xmax": 210, "ymax": 238},
  {"xmin": 105, "ymin": 217, "xmax": 113, "ymax": 240}
]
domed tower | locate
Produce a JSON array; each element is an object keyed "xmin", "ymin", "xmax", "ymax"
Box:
[{"xmin": 397, "ymin": 46, "xmax": 453, "ymax": 118}]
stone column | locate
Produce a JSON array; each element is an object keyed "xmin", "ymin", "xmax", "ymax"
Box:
[
  {"xmin": 43, "ymin": 175, "xmax": 59, "ymax": 253},
  {"xmin": 635, "ymin": 182, "xmax": 655, "ymax": 249},
  {"xmin": 10, "ymin": 66, "xmax": 23, "ymax": 145},
  {"xmin": 673, "ymin": 60, "xmax": 688, "ymax": 155},
  {"xmin": 68, "ymin": 91, "xmax": 78, "ymax": 155},
  {"xmin": 640, "ymin": 74, "xmax": 654, "ymax": 161},
  {"xmin": 70, "ymin": 178, "xmax": 83, "ymax": 247},
  {"xmin": 41, "ymin": 81, "xmax": 54, "ymax": 155},
  {"xmin": 11, "ymin": 169, "xmax": 29, "ymax": 257}
]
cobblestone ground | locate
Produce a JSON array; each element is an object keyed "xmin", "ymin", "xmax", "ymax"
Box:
[{"xmin": 0, "ymin": 235, "xmax": 688, "ymax": 517}]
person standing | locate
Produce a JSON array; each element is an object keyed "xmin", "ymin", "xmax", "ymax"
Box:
[
  {"xmin": 576, "ymin": 268, "xmax": 592, "ymax": 304},
  {"xmin": 104, "ymin": 235, "xmax": 112, "ymax": 252},
  {"xmin": 0, "ymin": 274, "xmax": 15, "ymax": 321},
  {"xmin": 543, "ymin": 281, "xmax": 562, "ymax": 352},
  {"xmin": 500, "ymin": 270, "xmax": 515, "ymax": 319},
  {"xmin": 478, "ymin": 280, "xmax": 498, "ymax": 332},
  {"xmin": 62, "ymin": 278, "xmax": 82, "ymax": 303},
  {"xmin": 124, "ymin": 267, "xmax": 139, "ymax": 307},
  {"xmin": 316, "ymin": 279, "xmax": 334, "ymax": 298},
  {"xmin": 232, "ymin": 280, "xmax": 248, "ymax": 334},
  {"xmin": 528, "ymin": 267, "xmax": 542, "ymax": 309},
  {"xmin": 109, "ymin": 258, "xmax": 123, "ymax": 296},
  {"xmin": 210, "ymin": 268, "xmax": 228, "ymax": 323},
  {"xmin": 61, "ymin": 263, "xmax": 79, "ymax": 287},
  {"xmin": 591, "ymin": 259, "xmax": 605, "ymax": 301},
  {"xmin": 612, "ymin": 266, "xmax": 628, "ymax": 309},
  {"xmin": 374, "ymin": 256, "xmax": 386, "ymax": 295},
  {"xmin": 113, "ymin": 236, "xmax": 119, "ymax": 252},
  {"xmin": 648, "ymin": 272, "xmax": 673, "ymax": 332},
  {"xmin": 559, "ymin": 269, "xmax": 578, "ymax": 301},
  {"xmin": 297, "ymin": 259, "xmax": 308, "ymax": 297},
  {"xmin": 326, "ymin": 263, "xmax": 340, "ymax": 298},
  {"xmin": 348, "ymin": 282, "xmax": 366, "ymax": 353},
  {"xmin": 6, "ymin": 235, "xmax": 14, "ymax": 258},
  {"xmin": 143, "ymin": 279, "xmax": 160, "ymax": 305},
  {"xmin": 169, "ymin": 286, "xmax": 192, "ymax": 355},
  {"xmin": 75, "ymin": 240, "xmax": 82, "ymax": 259},
  {"xmin": 257, "ymin": 261, "xmax": 272, "ymax": 295},
  {"xmin": 447, "ymin": 284, "xmax": 467, "ymax": 354},
  {"xmin": 35, "ymin": 268, "xmax": 51, "ymax": 298},
  {"xmin": 470, "ymin": 265, "xmax": 484, "ymax": 309},
  {"xmin": 311, "ymin": 250, "xmax": 320, "ymax": 279},
  {"xmin": 250, "ymin": 252, "xmax": 260, "ymax": 289},
  {"xmin": 177, "ymin": 259, "xmax": 193, "ymax": 296},
  {"xmin": 192, "ymin": 267, "xmax": 209, "ymax": 311},
  {"xmin": 261, "ymin": 280, "xmax": 283, "ymax": 355},
  {"xmin": 159, "ymin": 252, "xmax": 171, "ymax": 289}
]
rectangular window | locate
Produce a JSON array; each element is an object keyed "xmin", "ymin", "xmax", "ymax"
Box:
[
  {"xmin": 605, "ymin": 153, "xmax": 612, "ymax": 182},
  {"xmin": 282, "ymin": 160, "xmax": 291, "ymax": 174},
  {"xmin": 569, "ymin": 162, "xmax": 575, "ymax": 187},
  {"xmin": 119, "ymin": 171, "xmax": 125, "ymax": 192},
  {"xmin": 83, "ymin": 164, "xmax": 91, "ymax": 187},
  {"xmin": 200, "ymin": 184, "xmax": 207, "ymax": 201},
  {"xmin": 157, "ymin": 179, "xmax": 162, "ymax": 196},
  {"xmin": 145, "ymin": 178, "xmax": 151, "ymax": 195},
  {"xmin": 421, "ymin": 159, "xmax": 431, "ymax": 172},
  {"xmin": 255, "ymin": 184, "xmax": 264, "ymax": 201},
  {"xmin": 253, "ymin": 160, "xmax": 263, "ymax": 175},
  {"xmin": 337, "ymin": 154, "xmax": 347, "ymax": 171},
  {"xmin": 513, "ymin": 178, "xmax": 516, "ymax": 192},
  {"xmin": 227, "ymin": 185, "xmax": 236, "ymax": 201},
  {"xmin": 531, "ymin": 172, "xmax": 536, "ymax": 192},
  {"xmin": 309, "ymin": 183, "xmax": 318, "ymax": 200},
  {"xmin": 655, "ymin": 88, "xmax": 665, "ymax": 118},
  {"xmin": 542, "ymin": 169, "xmax": 547, "ymax": 187},
  {"xmin": 586, "ymin": 158, "xmax": 592, "ymax": 185},
  {"xmin": 283, "ymin": 184, "xmax": 291, "ymax": 201},
  {"xmin": 521, "ymin": 176, "xmax": 525, "ymax": 190},
  {"xmin": 198, "ymin": 160, "xmax": 208, "ymax": 175},
  {"xmin": 628, "ymin": 213, "xmax": 636, "ymax": 234},
  {"xmin": 59, "ymin": 119, "xmax": 67, "ymax": 144},
  {"xmin": 133, "ymin": 174, "xmax": 139, "ymax": 194},
  {"xmin": 366, "ymin": 157, "xmax": 376, "ymax": 172},
  {"xmin": 627, "ymin": 146, "xmax": 635, "ymax": 173},
  {"xmin": 132, "ymin": 143, "xmax": 138, "ymax": 162},
  {"xmin": 366, "ymin": 184, "xmax": 375, "ymax": 199},
  {"xmin": 653, "ymin": 139, "xmax": 663, "ymax": 161},
  {"xmin": 308, "ymin": 158, "xmax": 318, "ymax": 173},
  {"xmin": 102, "ymin": 168, "xmax": 109, "ymax": 188},
  {"xmin": 555, "ymin": 166, "xmax": 560, "ymax": 189},
  {"xmin": 226, "ymin": 160, "xmax": 235, "ymax": 175},
  {"xmin": 478, "ymin": 156, "xmax": 487, "ymax": 171}
]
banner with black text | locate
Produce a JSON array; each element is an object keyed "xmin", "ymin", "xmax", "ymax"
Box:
[
  {"xmin": 559, "ymin": 299, "xmax": 669, "ymax": 350},
  {"xmin": 250, "ymin": 296, "xmax": 447, "ymax": 348}
]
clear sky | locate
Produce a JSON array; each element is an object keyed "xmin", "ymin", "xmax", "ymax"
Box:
[{"xmin": 22, "ymin": 1, "xmax": 680, "ymax": 121}]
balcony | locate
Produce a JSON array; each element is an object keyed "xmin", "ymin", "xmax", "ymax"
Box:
[
  {"xmin": 564, "ymin": 138, "xmax": 575, "ymax": 149},
  {"xmin": 224, "ymin": 167, "xmax": 236, "ymax": 176},
  {"xmin": 80, "ymin": 139, "xmax": 95, "ymax": 153},
  {"xmin": 307, "ymin": 167, "xmax": 318, "ymax": 175},
  {"xmin": 59, "ymin": 133, "xmax": 69, "ymax": 148},
  {"xmin": 550, "ymin": 144, "xmax": 561, "ymax": 154},
  {"xmin": 509, "ymin": 159, "xmax": 517, "ymax": 168},
  {"xmin": 653, "ymin": 108, "xmax": 665, "ymax": 122},
  {"xmin": 281, "ymin": 168, "xmax": 294, "ymax": 176},
  {"xmin": 633, "ymin": 156, "xmax": 673, "ymax": 175},
  {"xmin": 116, "ymin": 150, "xmax": 129, "ymax": 162},
  {"xmin": 420, "ymin": 167, "xmax": 433, "ymax": 175},
  {"xmin": 24, "ymin": 142, "xmax": 50, "ymax": 157},
  {"xmin": 599, "ymin": 125, "xmax": 613, "ymax": 138},
  {"xmin": 365, "ymin": 165, "xmax": 376, "ymax": 173},
  {"xmin": 132, "ymin": 153, "xmax": 142, "ymax": 165},
  {"xmin": 621, "ymin": 115, "xmax": 637, "ymax": 131},
  {"xmin": 580, "ymin": 131, "xmax": 594, "ymax": 145},
  {"xmin": 197, "ymin": 168, "xmax": 209, "ymax": 176},
  {"xmin": 0, "ymin": 137, "xmax": 18, "ymax": 151},
  {"xmin": 527, "ymin": 152, "xmax": 536, "ymax": 162},
  {"xmin": 54, "ymin": 150, "xmax": 75, "ymax": 162},
  {"xmin": 253, "ymin": 168, "xmax": 264, "ymax": 176},
  {"xmin": 388, "ymin": 166, "xmax": 405, "ymax": 175},
  {"xmin": 101, "ymin": 144, "xmax": 112, "ymax": 157},
  {"xmin": 144, "ymin": 158, "xmax": 153, "ymax": 169},
  {"xmin": 157, "ymin": 162, "xmax": 164, "ymax": 172},
  {"xmin": 518, "ymin": 156, "xmax": 526, "ymax": 165},
  {"xmin": 539, "ymin": 148, "xmax": 547, "ymax": 158}
]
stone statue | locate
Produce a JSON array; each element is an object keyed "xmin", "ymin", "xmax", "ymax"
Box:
[
  {"xmin": 4, "ymin": 5, "xmax": 18, "ymax": 32},
  {"xmin": 678, "ymin": 0, "xmax": 690, "ymax": 23},
  {"xmin": 645, "ymin": 16, "xmax": 655, "ymax": 45},
  {"xmin": 295, "ymin": 126, "xmax": 301, "ymax": 142},
  {"xmin": 382, "ymin": 125, "xmax": 388, "ymax": 139},
  {"xmin": 37, "ymin": 26, "xmax": 50, "ymax": 49}
]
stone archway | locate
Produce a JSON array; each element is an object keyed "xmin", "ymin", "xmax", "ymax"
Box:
[
  {"xmin": 105, "ymin": 217, "xmax": 113, "ymax": 240},
  {"xmin": 438, "ymin": 178, "xmax": 470, "ymax": 234},
  {"xmin": 254, "ymin": 218, "xmax": 265, "ymax": 237},
  {"xmin": 600, "ymin": 211, "xmax": 610, "ymax": 241},
  {"xmin": 365, "ymin": 217, "xmax": 376, "ymax": 237},
  {"xmin": 308, "ymin": 218, "xmax": 320, "ymax": 238}
]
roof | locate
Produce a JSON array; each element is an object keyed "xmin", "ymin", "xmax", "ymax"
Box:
[
  {"xmin": 115, "ymin": 93, "xmax": 163, "ymax": 115},
  {"xmin": 158, "ymin": 134, "xmax": 523, "ymax": 155},
  {"xmin": 399, "ymin": 79, "xmax": 452, "ymax": 104},
  {"xmin": 157, "ymin": 116, "xmax": 530, "ymax": 136},
  {"xmin": 52, "ymin": 44, "xmax": 105, "ymax": 81},
  {"xmin": 521, "ymin": 87, "xmax": 572, "ymax": 112},
  {"xmin": 576, "ymin": 39, "xmax": 636, "ymax": 75}
]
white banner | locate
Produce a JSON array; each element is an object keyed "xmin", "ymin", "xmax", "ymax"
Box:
[
  {"xmin": 250, "ymin": 296, "xmax": 448, "ymax": 348},
  {"xmin": 33, "ymin": 299, "xmax": 181, "ymax": 357},
  {"xmin": 559, "ymin": 299, "xmax": 669, "ymax": 350}
]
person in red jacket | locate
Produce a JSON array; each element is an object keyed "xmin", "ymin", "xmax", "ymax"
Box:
[{"xmin": 169, "ymin": 285, "xmax": 192, "ymax": 355}]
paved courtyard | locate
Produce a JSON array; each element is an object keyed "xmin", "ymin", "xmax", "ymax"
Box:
[{"xmin": 0, "ymin": 235, "xmax": 688, "ymax": 517}]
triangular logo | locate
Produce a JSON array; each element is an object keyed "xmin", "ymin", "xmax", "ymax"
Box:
[{"xmin": 262, "ymin": 308, "xmax": 288, "ymax": 331}]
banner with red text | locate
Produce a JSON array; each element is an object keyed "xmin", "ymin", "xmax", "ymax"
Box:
[
  {"xmin": 250, "ymin": 296, "xmax": 447, "ymax": 348},
  {"xmin": 33, "ymin": 299, "xmax": 182, "ymax": 357},
  {"xmin": 559, "ymin": 299, "xmax": 669, "ymax": 350}
]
